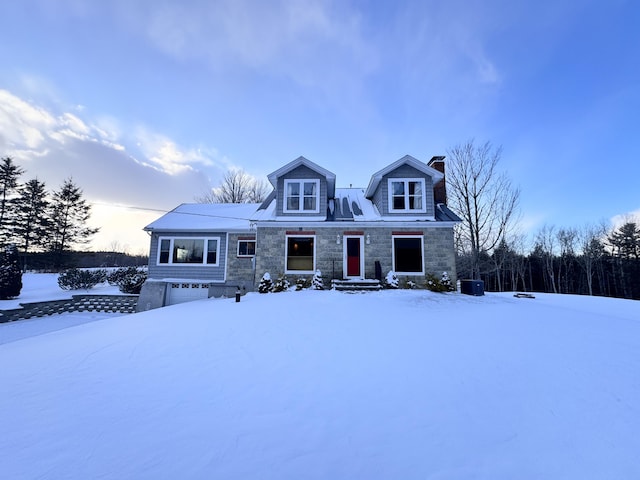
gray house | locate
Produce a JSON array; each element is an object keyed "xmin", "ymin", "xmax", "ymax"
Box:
[{"xmin": 137, "ymin": 155, "xmax": 461, "ymax": 310}]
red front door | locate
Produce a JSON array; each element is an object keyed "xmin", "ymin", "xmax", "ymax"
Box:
[{"xmin": 346, "ymin": 237, "xmax": 361, "ymax": 277}]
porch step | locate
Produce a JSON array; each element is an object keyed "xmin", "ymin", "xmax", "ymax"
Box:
[{"xmin": 332, "ymin": 279, "xmax": 382, "ymax": 292}]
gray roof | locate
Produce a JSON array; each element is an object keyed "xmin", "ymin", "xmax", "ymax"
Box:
[{"xmin": 435, "ymin": 203, "xmax": 462, "ymax": 222}]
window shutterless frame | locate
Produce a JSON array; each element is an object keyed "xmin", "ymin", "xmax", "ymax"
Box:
[
  {"xmin": 391, "ymin": 235, "xmax": 424, "ymax": 274},
  {"xmin": 156, "ymin": 237, "xmax": 221, "ymax": 266},
  {"xmin": 283, "ymin": 179, "xmax": 321, "ymax": 213},
  {"xmin": 387, "ymin": 178, "xmax": 427, "ymax": 213}
]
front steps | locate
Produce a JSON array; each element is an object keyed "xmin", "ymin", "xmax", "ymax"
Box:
[{"xmin": 331, "ymin": 279, "xmax": 382, "ymax": 292}]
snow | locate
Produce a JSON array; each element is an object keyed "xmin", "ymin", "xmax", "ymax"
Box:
[
  {"xmin": 144, "ymin": 203, "xmax": 261, "ymax": 231},
  {"xmin": 1, "ymin": 282, "xmax": 640, "ymax": 479},
  {"xmin": 0, "ymin": 273, "xmax": 121, "ymax": 310}
]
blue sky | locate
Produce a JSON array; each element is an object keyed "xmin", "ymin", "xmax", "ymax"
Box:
[{"xmin": 1, "ymin": 0, "xmax": 638, "ymax": 253}]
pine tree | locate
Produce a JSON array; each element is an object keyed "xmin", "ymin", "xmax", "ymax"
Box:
[
  {"xmin": 258, "ymin": 272, "xmax": 273, "ymax": 293},
  {"xmin": 0, "ymin": 156, "xmax": 24, "ymax": 239},
  {"xmin": 312, "ymin": 270, "xmax": 324, "ymax": 290},
  {"xmin": 12, "ymin": 179, "xmax": 50, "ymax": 269},
  {"xmin": 48, "ymin": 178, "xmax": 99, "ymax": 267},
  {"xmin": 0, "ymin": 244, "xmax": 23, "ymax": 299}
]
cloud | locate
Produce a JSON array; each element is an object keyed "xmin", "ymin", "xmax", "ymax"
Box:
[{"xmin": 0, "ymin": 88, "xmax": 227, "ymax": 251}]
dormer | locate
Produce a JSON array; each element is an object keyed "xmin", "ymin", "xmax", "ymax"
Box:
[
  {"xmin": 365, "ymin": 155, "xmax": 445, "ymax": 219},
  {"xmin": 267, "ymin": 156, "xmax": 336, "ymax": 219}
]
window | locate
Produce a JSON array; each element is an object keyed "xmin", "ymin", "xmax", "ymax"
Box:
[
  {"xmin": 286, "ymin": 236, "xmax": 315, "ymax": 272},
  {"xmin": 284, "ymin": 179, "xmax": 320, "ymax": 213},
  {"xmin": 157, "ymin": 237, "xmax": 220, "ymax": 266},
  {"xmin": 392, "ymin": 235, "xmax": 424, "ymax": 274},
  {"xmin": 388, "ymin": 179, "xmax": 426, "ymax": 212},
  {"xmin": 237, "ymin": 239, "xmax": 256, "ymax": 257}
]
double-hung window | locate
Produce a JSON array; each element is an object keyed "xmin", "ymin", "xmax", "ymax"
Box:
[
  {"xmin": 284, "ymin": 179, "xmax": 320, "ymax": 213},
  {"xmin": 388, "ymin": 178, "xmax": 426, "ymax": 213},
  {"xmin": 158, "ymin": 237, "xmax": 220, "ymax": 266},
  {"xmin": 285, "ymin": 235, "xmax": 315, "ymax": 272},
  {"xmin": 237, "ymin": 239, "xmax": 256, "ymax": 257},
  {"xmin": 392, "ymin": 235, "xmax": 424, "ymax": 274}
]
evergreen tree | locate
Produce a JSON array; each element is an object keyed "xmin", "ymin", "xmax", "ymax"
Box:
[
  {"xmin": 311, "ymin": 270, "xmax": 324, "ymax": 290},
  {"xmin": 12, "ymin": 179, "xmax": 50, "ymax": 269},
  {"xmin": 0, "ymin": 156, "xmax": 24, "ymax": 239},
  {"xmin": 258, "ymin": 272, "xmax": 273, "ymax": 293},
  {"xmin": 47, "ymin": 178, "xmax": 99, "ymax": 267},
  {"xmin": 0, "ymin": 244, "xmax": 23, "ymax": 299}
]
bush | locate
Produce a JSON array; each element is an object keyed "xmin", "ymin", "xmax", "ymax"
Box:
[
  {"xmin": 0, "ymin": 244, "xmax": 23, "ymax": 300},
  {"xmin": 107, "ymin": 267, "xmax": 148, "ymax": 294},
  {"xmin": 312, "ymin": 270, "xmax": 324, "ymax": 290},
  {"xmin": 385, "ymin": 270, "xmax": 399, "ymax": 289},
  {"xmin": 272, "ymin": 275, "xmax": 290, "ymax": 293},
  {"xmin": 295, "ymin": 278, "xmax": 308, "ymax": 291},
  {"xmin": 258, "ymin": 272, "xmax": 273, "ymax": 293},
  {"xmin": 58, "ymin": 268, "xmax": 107, "ymax": 291},
  {"xmin": 426, "ymin": 272, "xmax": 456, "ymax": 293}
]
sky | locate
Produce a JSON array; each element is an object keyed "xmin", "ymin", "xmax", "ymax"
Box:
[{"xmin": 1, "ymin": 0, "xmax": 639, "ymax": 253}]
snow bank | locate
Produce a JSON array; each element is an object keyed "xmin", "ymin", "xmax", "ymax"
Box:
[{"xmin": 1, "ymin": 290, "xmax": 639, "ymax": 479}]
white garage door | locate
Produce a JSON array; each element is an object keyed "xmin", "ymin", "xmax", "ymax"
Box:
[{"xmin": 167, "ymin": 283, "xmax": 210, "ymax": 305}]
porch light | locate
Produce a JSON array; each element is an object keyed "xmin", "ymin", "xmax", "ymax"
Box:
[
  {"xmin": 366, "ymin": 234, "xmax": 371, "ymax": 245},
  {"xmin": 336, "ymin": 234, "xmax": 341, "ymax": 244}
]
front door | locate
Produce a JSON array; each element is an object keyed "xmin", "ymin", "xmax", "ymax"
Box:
[{"xmin": 345, "ymin": 236, "xmax": 364, "ymax": 278}]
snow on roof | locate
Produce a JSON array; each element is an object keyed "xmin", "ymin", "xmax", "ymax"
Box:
[{"xmin": 144, "ymin": 203, "xmax": 260, "ymax": 232}]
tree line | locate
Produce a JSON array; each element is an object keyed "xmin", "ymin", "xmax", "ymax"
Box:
[
  {"xmin": 448, "ymin": 140, "xmax": 639, "ymax": 300},
  {"xmin": 0, "ymin": 156, "xmax": 98, "ymax": 270}
]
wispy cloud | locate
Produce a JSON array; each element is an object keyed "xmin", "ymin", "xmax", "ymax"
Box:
[{"xmin": 0, "ymin": 87, "xmax": 228, "ymax": 249}]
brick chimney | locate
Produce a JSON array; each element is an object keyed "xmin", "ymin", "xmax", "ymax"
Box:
[{"xmin": 428, "ymin": 156, "xmax": 447, "ymax": 205}]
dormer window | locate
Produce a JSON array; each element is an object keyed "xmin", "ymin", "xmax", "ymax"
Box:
[
  {"xmin": 388, "ymin": 178, "xmax": 426, "ymax": 213},
  {"xmin": 284, "ymin": 179, "xmax": 320, "ymax": 213}
]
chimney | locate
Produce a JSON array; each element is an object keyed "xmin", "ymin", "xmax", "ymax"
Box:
[{"xmin": 428, "ymin": 155, "xmax": 447, "ymax": 205}]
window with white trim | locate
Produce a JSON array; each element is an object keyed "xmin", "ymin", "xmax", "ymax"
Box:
[
  {"xmin": 284, "ymin": 179, "xmax": 320, "ymax": 213},
  {"xmin": 157, "ymin": 237, "xmax": 220, "ymax": 266},
  {"xmin": 237, "ymin": 239, "xmax": 256, "ymax": 257},
  {"xmin": 392, "ymin": 235, "xmax": 424, "ymax": 274},
  {"xmin": 388, "ymin": 178, "xmax": 426, "ymax": 212},
  {"xmin": 285, "ymin": 236, "xmax": 315, "ymax": 272}
]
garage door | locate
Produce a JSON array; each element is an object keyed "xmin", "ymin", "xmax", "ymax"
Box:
[{"xmin": 167, "ymin": 283, "xmax": 210, "ymax": 305}]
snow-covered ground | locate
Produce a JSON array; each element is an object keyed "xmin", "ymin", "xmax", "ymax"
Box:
[{"xmin": 1, "ymin": 275, "xmax": 639, "ymax": 479}]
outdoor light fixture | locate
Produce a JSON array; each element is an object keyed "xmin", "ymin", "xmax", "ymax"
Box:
[
  {"xmin": 366, "ymin": 234, "xmax": 371, "ymax": 244},
  {"xmin": 336, "ymin": 234, "xmax": 341, "ymax": 244}
]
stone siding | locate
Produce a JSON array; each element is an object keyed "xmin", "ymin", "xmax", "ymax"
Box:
[
  {"xmin": 0, "ymin": 295, "xmax": 138, "ymax": 323},
  {"xmin": 254, "ymin": 225, "xmax": 457, "ymax": 288}
]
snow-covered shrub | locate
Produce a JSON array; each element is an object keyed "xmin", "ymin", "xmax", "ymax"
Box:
[
  {"xmin": 385, "ymin": 270, "xmax": 399, "ymax": 289},
  {"xmin": 0, "ymin": 244, "xmax": 22, "ymax": 300},
  {"xmin": 426, "ymin": 272, "xmax": 456, "ymax": 293},
  {"xmin": 272, "ymin": 275, "xmax": 290, "ymax": 293},
  {"xmin": 58, "ymin": 268, "xmax": 107, "ymax": 291},
  {"xmin": 311, "ymin": 270, "xmax": 324, "ymax": 290},
  {"xmin": 440, "ymin": 271, "xmax": 454, "ymax": 291},
  {"xmin": 295, "ymin": 277, "xmax": 308, "ymax": 291},
  {"xmin": 107, "ymin": 266, "xmax": 148, "ymax": 294},
  {"xmin": 258, "ymin": 272, "xmax": 273, "ymax": 293},
  {"xmin": 405, "ymin": 280, "xmax": 417, "ymax": 289}
]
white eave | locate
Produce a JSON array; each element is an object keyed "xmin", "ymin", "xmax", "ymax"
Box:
[{"xmin": 365, "ymin": 154, "xmax": 444, "ymax": 198}]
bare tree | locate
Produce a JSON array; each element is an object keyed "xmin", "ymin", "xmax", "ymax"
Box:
[
  {"xmin": 576, "ymin": 222, "xmax": 607, "ymax": 296},
  {"xmin": 535, "ymin": 225, "xmax": 558, "ymax": 293},
  {"xmin": 197, "ymin": 169, "xmax": 270, "ymax": 204},
  {"xmin": 447, "ymin": 139, "xmax": 520, "ymax": 279}
]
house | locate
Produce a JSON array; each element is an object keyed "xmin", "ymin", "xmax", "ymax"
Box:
[{"xmin": 137, "ymin": 155, "xmax": 461, "ymax": 310}]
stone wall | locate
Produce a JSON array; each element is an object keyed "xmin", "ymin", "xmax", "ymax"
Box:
[
  {"xmin": 254, "ymin": 225, "xmax": 457, "ymax": 288},
  {"xmin": 0, "ymin": 295, "xmax": 138, "ymax": 323}
]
